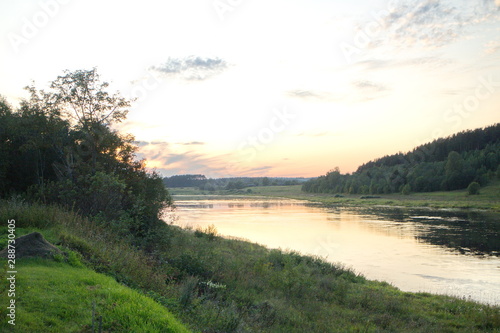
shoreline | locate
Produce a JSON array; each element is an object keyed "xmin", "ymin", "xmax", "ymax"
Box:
[{"xmin": 170, "ymin": 182, "xmax": 500, "ymax": 213}]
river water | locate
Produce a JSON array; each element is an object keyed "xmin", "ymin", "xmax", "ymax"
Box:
[{"xmin": 169, "ymin": 196, "xmax": 500, "ymax": 305}]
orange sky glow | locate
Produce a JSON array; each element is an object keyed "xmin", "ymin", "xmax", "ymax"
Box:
[{"xmin": 1, "ymin": 0, "xmax": 499, "ymax": 177}]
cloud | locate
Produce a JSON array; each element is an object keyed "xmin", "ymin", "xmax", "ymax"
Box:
[
  {"xmin": 349, "ymin": 80, "xmax": 390, "ymax": 102},
  {"xmin": 355, "ymin": 0, "xmax": 500, "ymax": 52},
  {"xmin": 177, "ymin": 141, "xmax": 206, "ymax": 146},
  {"xmin": 136, "ymin": 142, "xmax": 279, "ymax": 177},
  {"xmin": 356, "ymin": 56, "xmax": 453, "ymax": 71},
  {"xmin": 151, "ymin": 56, "xmax": 228, "ymax": 81},
  {"xmin": 485, "ymin": 40, "xmax": 500, "ymax": 54},
  {"xmin": 134, "ymin": 140, "xmax": 170, "ymax": 148},
  {"xmin": 383, "ymin": 0, "xmax": 460, "ymax": 47},
  {"xmin": 352, "ymin": 80, "xmax": 388, "ymax": 93},
  {"xmin": 243, "ymin": 166, "xmax": 274, "ymax": 175},
  {"xmin": 286, "ymin": 89, "xmax": 343, "ymax": 102},
  {"xmin": 286, "ymin": 81, "xmax": 390, "ymax": 104}
]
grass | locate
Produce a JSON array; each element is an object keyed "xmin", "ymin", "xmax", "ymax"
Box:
[
  {"xmin": 0, "ymin": 259, "xmax": 189, "ymax": 332},
  {"xmin": 170, "ymin": 180, "xmax": 500, "ymax": 212},
  {"xmin": 1, "ymin": 200, "xmax": 499, "ymax": 332}
]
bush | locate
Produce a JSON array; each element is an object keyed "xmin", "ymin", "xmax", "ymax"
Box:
[
  {"xmin": 401, "ymin": 184, "xmax": 411, "ymax": 195},
  {"xmin": 467, "ymin": 182, "xmax": 480, "ymax": 195}
]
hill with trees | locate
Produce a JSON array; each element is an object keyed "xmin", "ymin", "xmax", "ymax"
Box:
[{"xmin": 302, "ymin": 124, "xmax": 500, "ymax": 195}]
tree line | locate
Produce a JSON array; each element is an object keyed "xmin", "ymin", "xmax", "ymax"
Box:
[
  {"xmin": 163, "ymin": 175, "xmax": 304, "ymax": 190},
  {"xmin": 0, "ymin": 69, "xmax": 171, "ymax": 246},
  {"xmin": 302, "ymin": 124, "xmax": 500, "ymax": 195}
]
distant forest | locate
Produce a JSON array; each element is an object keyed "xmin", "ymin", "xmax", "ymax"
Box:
[
  {"xmin": 163, "ymin": 175, "xmax": 306, "ymax": 190},
  {"xmin": 302, "ymin": 124, "xmax": 500, "ymax": 195}
]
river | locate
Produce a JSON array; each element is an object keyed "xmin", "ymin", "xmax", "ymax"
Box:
[{"xmin": 168, "ymin": 196, "xmax": 500, "ymax": 305}]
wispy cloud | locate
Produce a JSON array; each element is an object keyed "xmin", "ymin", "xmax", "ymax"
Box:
[
  {"xmin": 352, "ymin": 80, "xmax": 388, "ymax": 93},
  {"xmin": 286, "ymin": 89, "xmax": 343, "ymax": 102},
  {"xmin": 136, "ymin": 142, "xmax": 279, "ymax": 177},
  {"xmin": 150, "ymin": 56, "xmax": 228, "ymax": 81},
  {"xmin": 356, "ymin": 56, "xmax": 453, "ymax": 71},
  {"xmin": 382, "ymin": 0, "xmax": 459, "ymax": 48},
  {"xmin": 177, "ymin": 141, "xmax": 206, "ymax": 146},
  {"xmin": 286, "ymin": 80, "xmax": 389, "ymax": 104},
  {"xmin": 351, "ymin": 80, "xmax": 390, "ymax": 102},
  {"xmin": 485, "ymin": 40, "xmax": 500, "ymax": 54},
  {"xmin": 357, "ymin": 0, "xmax": 500, "ymax": 51}
]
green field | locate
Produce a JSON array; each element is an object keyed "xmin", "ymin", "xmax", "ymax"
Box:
[{"xmin": 170, "ymin": 180, "xmax": 500, "ymax": 212}]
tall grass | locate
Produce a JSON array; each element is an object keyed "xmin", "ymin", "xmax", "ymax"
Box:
[{"xmin": 0, "ymin": 199, "xmax": 168, "ymax": 292}]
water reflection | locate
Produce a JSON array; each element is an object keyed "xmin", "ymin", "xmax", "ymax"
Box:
[
  {"xmin": 355, "ymin": 207, "xmax": 500, "ymax": 256},
  {"xmin": 169, "ymin": 196, "xmax": 500, "ymax": 305}
]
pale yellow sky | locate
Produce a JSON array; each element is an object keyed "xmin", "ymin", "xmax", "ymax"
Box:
[{"xmin": 1, "ymin": 0, "xmax": 500, "ymax": 177}]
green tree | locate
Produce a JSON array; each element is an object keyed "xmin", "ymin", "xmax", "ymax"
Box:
[
  {"xmin": 262, "ymin": 177, "xmax": 270, "ymax": 186},
  {"xmin": 445, "ymin": 151, "xmax": 463, "ymax": 174},
  {"xmin": 47, "ymin": 68, "xmax": 130, "ymax": 172},
  {"xmin": 442, "ymin": 151, "xmax": 468, "ymax": 190}
]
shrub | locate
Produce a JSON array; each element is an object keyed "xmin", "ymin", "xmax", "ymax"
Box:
[
  {"xmin": 467, "ymin": 182, "xmax": 480, "ymax": 195},
  {"xmin": 401, "ymin": 184, "xmax": 411, "ymax": 195}
]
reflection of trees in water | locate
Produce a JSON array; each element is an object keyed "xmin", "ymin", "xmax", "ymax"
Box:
[
  {"xmin": 228, "ymin": 203, "xmax": 245, "ymax": 208},
  {"xmin": 358, "ymin": 207, "xmax": 500, "ymax": 256}
]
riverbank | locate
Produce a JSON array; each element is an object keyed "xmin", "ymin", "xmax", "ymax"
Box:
[
  {"xmin": 169, "ymin": 180, "xmax": 500, "ymax": 212},
  {"xmin": 1, "ymin": 200, "xmax": 499, "ymax": 332}
]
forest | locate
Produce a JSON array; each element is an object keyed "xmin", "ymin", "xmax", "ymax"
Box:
[{"xmin": 302, "ymin": 124, "xmax": 500, "ymax": 195}]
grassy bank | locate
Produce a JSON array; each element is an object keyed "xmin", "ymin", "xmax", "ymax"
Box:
[
  {"xmin": 170, "ymin": 180, "xmax": 500, "ymax": 212},
  {"xmin": 1, "ymin": 200, "xmax": 499, "ymax": 332},
  {"xmin": 0, "ymin": 259, "xmax": 189, "ymax": 332}
]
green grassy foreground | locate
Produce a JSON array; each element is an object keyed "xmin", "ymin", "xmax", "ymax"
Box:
[
  {"xmin": 170, "ymin": 180, "xmax": 500, "ymax": 212},
  {"xmin": 1, "ymin": 201, "xmax": 499, "ymax": 332},
  {"xmin": 0, "ymin": 259, "xmax": 189, "ymax": 332}
]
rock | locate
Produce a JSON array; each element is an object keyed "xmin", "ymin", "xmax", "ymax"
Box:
[{"xmin": 0, "ymin": 232, "xmax": 62, "ymax": 259}]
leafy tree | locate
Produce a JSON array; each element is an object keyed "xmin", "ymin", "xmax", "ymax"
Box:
[
  {"xmin": 445, "ymin": 151, "xmax": 463, "ymax": 174},
  {"xmin": 50, "ymin": 68, "xmax": 129, "ymax": 127},
  {"xmin": 46, "ymin": 68, "xmax": 130, "ymax": 172},
  {"xmin": 262, "ymin": 177, "xmax": 270, "ymax": 186}
]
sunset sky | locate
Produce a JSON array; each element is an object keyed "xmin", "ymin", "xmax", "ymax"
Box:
[{"xmin": 1, "ymin": 0, "xmax": 500, "ymax": 177}]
